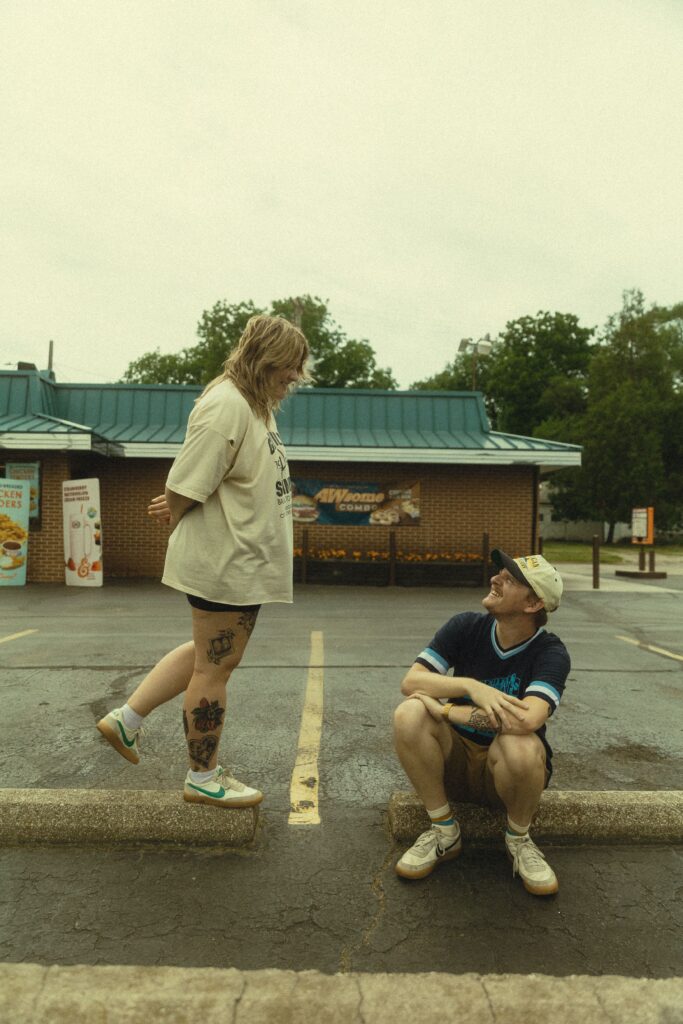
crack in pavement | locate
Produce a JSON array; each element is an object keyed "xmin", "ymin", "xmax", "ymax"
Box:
[{"xmin": 338, "ymin": 843, "xmax": 396, "ymax": 973}]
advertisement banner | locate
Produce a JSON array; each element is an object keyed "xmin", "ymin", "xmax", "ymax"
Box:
[
  {"xmin": 291, "ymin": 480, "xmax": 420, "ymax": 526},
  {"xmin": 0, "ymin": 479, "xmax": 30, "ymax": 586},
  {"xmin": 6, "ymin": 462, "xmax": 40, "ymax": 519},
  {"xmin": 62, "ymin": 478, "xmax": 103, "ymax": 587}
]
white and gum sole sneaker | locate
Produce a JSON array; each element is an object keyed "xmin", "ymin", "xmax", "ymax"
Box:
[
  {"xmin": 96, "ymin": 709, "xmax": 141, "ymax": 765},
  {"xmin": 395, "ymin": 827, "xmax": 463, "ymax": 880},
  {"xmin": 183, "ymin": 767, "xmax": 263, "ymax": 809}
]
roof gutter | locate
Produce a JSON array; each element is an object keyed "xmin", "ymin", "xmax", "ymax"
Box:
[{"xmin": 117, "ymin": 441, "xmax": 581, "ymax": 468}]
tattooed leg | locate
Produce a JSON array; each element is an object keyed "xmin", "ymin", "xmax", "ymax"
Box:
[
  {"xmin": 188, "ymin": 734, "xmax": 219, "ymax": 770},
  {"xmin": 182, "ymin": 607, "xmax": 257, "ymax": 772},
  {"xmin": 237, "ymin": 609, "xmax": 259, "ymax": 638},
  {"xmin": 206, "ymin": 629, "xmax": 236, "ymax": 665}
]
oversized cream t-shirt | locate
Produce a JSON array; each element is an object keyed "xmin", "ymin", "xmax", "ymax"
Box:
[{"xmin": 162, "ymin": 380, "xmax": 293, "ymax": 604}]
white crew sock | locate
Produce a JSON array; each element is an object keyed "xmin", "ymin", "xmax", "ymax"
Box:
[
  {"xmin": 188, "ymin": 768, "xmax": 216, "ymax": 784},
  {"xmin": 428, "ymin": 803, "xmax": 460, "ymax": 838},
  {"xmin": 121, "ymin": 703, "xmax": 144, "ymax": 731}
]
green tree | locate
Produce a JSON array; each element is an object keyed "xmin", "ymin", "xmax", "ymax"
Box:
[
  {"xmin": 487, "ymin": 312, "xmax": 594, "ymax": 436},
  {"xmin": 410, "ymin": 312, "xmax": 594, "ymax": 432},
  {"xmin": 410, "ymin": 349, "xmax": 497, "ymax": 423},
  {"xmin": 547, "ymin": 291, "xmax": 683, "ymax": 539},
  {"xmin": 123, "ymin": 301, "xmax": 264, "ymax": 386},
  {"xmin": 122, "ymin": 295, "xmax": 397, "ymax": 389},
  {"xmin": 271, "ymin": 296, "xmax": 397, "ymax": 388}
]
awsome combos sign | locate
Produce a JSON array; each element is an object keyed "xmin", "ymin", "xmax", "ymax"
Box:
[{"xmin": 291, "ymin": 480, "xmax": 420, "ymax": 526}]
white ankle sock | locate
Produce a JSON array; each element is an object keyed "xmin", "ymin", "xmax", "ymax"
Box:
[
  {"xmin": 506, "ymin": 817, "xmax": 530, "ymax": 838},
  {"xmin": 428, "ymin": 803, "xmax": 459, "ymax": 837},
  {"xmin": 121, "ymin": 703, "xmax": 144, "ymax": 731},
  {"xmin": 188, "ymin": 768, "xmax": 216, "ymax": 784}
]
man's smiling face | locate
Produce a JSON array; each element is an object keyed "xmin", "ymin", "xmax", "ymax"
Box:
[{"xmin": 482, "ymin": 567, "xmax": 540, "ymax": 617}]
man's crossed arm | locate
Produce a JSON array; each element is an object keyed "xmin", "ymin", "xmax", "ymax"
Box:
[{"xmin": 401, "ymin": 663, "xmax": 550, "ymax": 734}]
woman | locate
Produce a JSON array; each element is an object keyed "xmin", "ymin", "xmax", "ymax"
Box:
[{"xmin": 97, "ymin": 314, "xmax": 310, "ymax": 807}]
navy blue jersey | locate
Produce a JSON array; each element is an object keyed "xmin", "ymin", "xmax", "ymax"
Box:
[{"xmin": 416, "ymin": 612, "xmax": 570, "ymax": 771}]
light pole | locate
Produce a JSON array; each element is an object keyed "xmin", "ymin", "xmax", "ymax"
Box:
[{"xmin": 459, "ymin": 335, "xmax": 493, "ymax": 391}]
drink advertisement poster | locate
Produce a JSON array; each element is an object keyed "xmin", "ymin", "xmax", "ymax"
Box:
[
  {"xmin": 0, "ymin": 480, "xmax": 30, "ymax": 586},
  {"xmin": 291, "ymin": 480, "xmax": 421, "ymax": 526},
  {"xmin": 62, "ymin": 478, "xmax": 103, "ymax": 587},
  {"xmin": 5, "ymin": 462, "xmax": 40, "ymax": 519}
]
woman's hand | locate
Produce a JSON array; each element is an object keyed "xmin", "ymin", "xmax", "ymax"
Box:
[
  {"xmin": 464, "ymin": 679, "xmax": 529, "ymax": 731},
  {"xmin": 147, "ymin": 494, "xmax": 171, "ymax": 525}
]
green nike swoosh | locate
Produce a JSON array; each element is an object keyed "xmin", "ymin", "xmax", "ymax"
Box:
[
  {"xmin": 187, "ymin": 782, "xmax": 226, "ymax": 799},
  {"xmin": 116, "ymin": 721, "xmax": 135, "ymax": 748}
]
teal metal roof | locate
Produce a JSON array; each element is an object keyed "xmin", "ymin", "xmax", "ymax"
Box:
[
  {"xmin": 0, "ymin": 413, "xmax": 90, "ymax": 435},
  {"xmin": 56, "ymin": 382, "xmax": 199, "ymax": 444},
  {"xmin": 0, "ymin": 370, "xmax": 581, "ymax": 466},
  {"xmin": 276, "ymin": 389, "xmax": 580, "ymax": 454}
]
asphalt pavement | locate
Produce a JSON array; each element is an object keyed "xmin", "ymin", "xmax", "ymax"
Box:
[{"xmin": 1, "ymin": 567, "xmax": 682, "ymax": 977}]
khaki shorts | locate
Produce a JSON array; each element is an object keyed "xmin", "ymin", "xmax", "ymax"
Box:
[{"xmin": 443, "ymin": 731, "xmax": 549, "ymax": 809}]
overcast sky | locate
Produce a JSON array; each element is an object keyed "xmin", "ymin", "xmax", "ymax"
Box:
[{"xmin": 1, "ymin": 0, "xmax": 681, "ymax": 388}]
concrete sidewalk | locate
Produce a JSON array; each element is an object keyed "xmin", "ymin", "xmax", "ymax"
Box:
[{"xmin": 2, "ymin": 964, "xmax": 681, "ymax": 1023}]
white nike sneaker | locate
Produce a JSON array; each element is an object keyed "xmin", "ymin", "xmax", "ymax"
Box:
[
  {"xmin": 505, "ymin": 833, "xmax": 559, "ymax": 895},
  {"xmin": 96, "ymin": 707, "xmax": 143, "ymax": 765},
  {"xmin": 395, "ymin": 825, "xmax": 462, "ymax": 879},
  {"xmin": 183, "ymin": 766, "xmax": 263, "ymax": 808}
]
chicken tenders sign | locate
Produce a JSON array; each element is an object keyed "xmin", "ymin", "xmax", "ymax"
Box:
[{"xmin": 0, "ymin": 480, "xmax": 30, "ymax": 587}]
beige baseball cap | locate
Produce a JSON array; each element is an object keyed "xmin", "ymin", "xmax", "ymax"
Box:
[{"xmin": 491, "ymin": 548, "xmax": 563, "ymax": 612}]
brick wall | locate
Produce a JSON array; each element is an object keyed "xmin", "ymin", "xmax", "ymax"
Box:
[
  {"xmin": 290, "ymin": 461, "xmax": 536, "ymax": 558},
  {"xmin": 69, "ymin": 453, "xmax": 171, "ymax": 578},
  {"xmin": 8, "ymin": 450, "xmax": 538, "ymax": 581}
]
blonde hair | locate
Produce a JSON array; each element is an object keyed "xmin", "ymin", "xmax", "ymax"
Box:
[{"xmin": 199, "ymin": 314, "xmax": 312, "ymax": 421}]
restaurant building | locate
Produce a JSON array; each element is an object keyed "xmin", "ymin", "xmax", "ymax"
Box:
[{"xmin": 0, "ymin": 367, "xmax": 581, "ymax": 584}]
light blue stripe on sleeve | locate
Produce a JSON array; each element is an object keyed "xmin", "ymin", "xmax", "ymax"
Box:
[
  {"xmin": 418, "ymin": 648, "xmax": 450, "ymax": 674},
  {"xmin": 526, "ymin": 681, "xmax": 561, "ymax": 707}
]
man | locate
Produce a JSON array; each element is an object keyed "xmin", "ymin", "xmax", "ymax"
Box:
[{"xmin": 393, "ymin": 549, "xmax": 569, "ymax": 896}]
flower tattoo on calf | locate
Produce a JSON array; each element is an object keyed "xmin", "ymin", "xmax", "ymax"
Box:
[{"xmin": 191, "ymin": 697, "xmax": 225, "ymax": 733}]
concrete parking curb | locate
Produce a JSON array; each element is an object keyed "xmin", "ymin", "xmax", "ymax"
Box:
[
  {"xmin": 1, "ymin": 964, "xmax": 681, "ymax": 1023},
  {"xmin": 0, "ymin": 788, "xmax": 257, "ymax": 846},
  {"xmin": 2, "ymin": 788, "xmax": 682, "ymax": 847},
  {"xmin": 389, "ymin": 789, "xmax": 683, "ymax": 842}
]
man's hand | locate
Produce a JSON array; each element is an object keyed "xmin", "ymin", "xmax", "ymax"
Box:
[
  {"xmin": 407, "ymin": 692, "xmax": 445, "ymax": 723},
  {"xmin": 147, "ymin": 494, "xmax": 171, "ymax": 525},
  {"xmin": 464, "ymin": 679, "xmax": 529, "ymax": 731}
]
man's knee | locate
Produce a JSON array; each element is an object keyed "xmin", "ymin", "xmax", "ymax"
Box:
[
  {"xmin": 393, "ymin": 697, "xmax": 430, "ymax": 740},
  {"xmin": 490, "ymin": 733, "xmax": 545, "ymax": 777}
]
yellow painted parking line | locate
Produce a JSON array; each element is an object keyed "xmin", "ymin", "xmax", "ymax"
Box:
[
  {"xmin": 616, "ymin": 635, "xmax": 683, "ymax": 663},
  {"xmin": 288, "ymin": 630, "xmax": 324, "ymax": 826},
  {"xmin": 0, "ymin": 629, "xmax": 38, "ymax": 646}
]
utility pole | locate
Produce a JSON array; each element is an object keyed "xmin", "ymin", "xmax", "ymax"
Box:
[
  {"xmin": 459, "ymin": 334, "xmax": 493, "ymax": 391},
  {"xmin": 48, "ymin": 339, "xmax": 54, "ymax": 373},
  {"xmin": 291, "ymin": 298, "xmax": 304, "ymax": 330}
]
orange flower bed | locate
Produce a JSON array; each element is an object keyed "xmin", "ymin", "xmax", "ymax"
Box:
[{"xmin": 293, "ymin": 548, "xmax": 481, "ymax": 563}]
